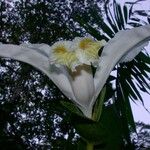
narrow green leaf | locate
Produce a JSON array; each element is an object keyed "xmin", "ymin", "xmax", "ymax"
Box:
[
  {"xmin": 77, "ymin": 140, "xmax": 86, "ymax": 150},
  {"xmin": 125, "ymin": 95, "xmax": 137, "ymax": 133},
  {"xmin": 123, "ymin": 5, "xmax": 128, "ymax": 23},
  {"xmin": 114, "ymin": 1, "xmax": 125, "ymax": 29},
  {"xmin": 118, "ymin": 82, "xmax": 137, "ymax": 133},
  {"xmin": 60, "ymin": 100, "xmax": 84, "ymax": 117},
  {"xmin": 120, "ymin": 77, "xmax": 138, "ymax": 101},
  {"xmin": 116, "ymin": 81, "xmax": 132, "ymax": 145},
  {"xmin": 88, "ymin": 9, "xmax": 114, "ymax": 37},
  {"xmin": 137, "ymin": 52, "xmax": 150, "ymax": 64},
  {"xmin": 132, "ymin": 65, "xmax": 150, "ymax": 89},
  {"xmin": 104, "ymin": 2, "xmax": 118, "ymax": 33},
  {"xmin": 75, "ymin": 16, "xmax": 105, "ymax": 40},
  {"xmin": 92, "ymin": 86, "xmax": 106, "ymax": 121},
  {"xmin": 127, "ymin": 78, "xmax": 143, "ymax": 102}
]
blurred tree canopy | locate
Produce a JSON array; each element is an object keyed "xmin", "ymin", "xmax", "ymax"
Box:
[
  {"xmin": 1, "ymin": 0, "xmax": 102, "ymax": 44},
  {"xmin": 0, "ymin": 0, "xmax": 150, "ymax": 149}
]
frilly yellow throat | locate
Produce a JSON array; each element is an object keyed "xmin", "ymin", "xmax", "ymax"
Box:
[{"xmin": 49, "ymin": 37, "xmax": 106, "ymax": 71}]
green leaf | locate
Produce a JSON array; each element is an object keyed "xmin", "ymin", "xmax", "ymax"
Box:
[
  {"xmin": 60, "ymin": 100, "xmax": 84, "ymax": 117},
  {"xmin": 125, "ymin": 96, "xmax": 137, "ymax": 133},
  {"xmin": 77, "ymin": 140, "xmax": 87, "ymax": 150},
  {"xmin": 127, "ymin": 77, "xmax": 143, "ymax": 102},
  {"xmin": 92, "ymin": 86, "xmax": 106, "ymax": 121},
  {"xmin": 119, "ymin": 81, "xmax": 137, "ymax": 133},
  {"xmin": 115, "ymin": 81, "xmax": 132, "ymax": 145},
  {"xmin": 131, "ymin": 62, "xmax": 150, "ymax": 91},
  {"xmin": 72, "ymin": 105, "xmax": 123, "ymax": 149},
  {"xmin": 113, "ymin": 1, "xmax": 125, "ymax": 29},
  {"xmin": 123, "ymin": 5, "xmax": 128, "ymax": 23},
  {"xmin": 104, "ymin": 1, "xmax": 118, "ymax": 33},
  {"xmin": 121, "ymin": 78, "xmax": 138, "ymax": 101}
]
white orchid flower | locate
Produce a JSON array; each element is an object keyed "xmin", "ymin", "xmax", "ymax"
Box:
[
  {"xmin": 0, "ymin": 25, "xmax": 150, "ymax": 118},
  {"xmin": 49, "ymin": 37, "xmax": 105, "ymax": 117}
]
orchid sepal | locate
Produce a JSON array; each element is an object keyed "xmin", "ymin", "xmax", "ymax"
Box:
[
  {"xmin": 94, "ymin": 25, "xmax": 150, "ymax": 103},
  {"xmin": 0, "ymin": 43, "xmax": 76, "ymax": 102}
]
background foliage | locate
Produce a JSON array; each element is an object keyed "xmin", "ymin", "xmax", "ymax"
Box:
[{"xmin": 0, "ymin": 0, "xmax": 150, "ymax": 149}]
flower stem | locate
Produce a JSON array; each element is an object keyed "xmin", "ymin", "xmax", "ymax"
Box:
[{"xmin": 86, "ymin": 142, "xmax": 94, "ymax": 150}]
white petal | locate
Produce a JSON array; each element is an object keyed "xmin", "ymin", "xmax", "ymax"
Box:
[
  {"xmin": 117, "ymin": 25, "xmax": 150, "ymax": 62},
  {"xmin": 0, "ymin": 44, "xmax": 75, "ymax": 100},
  {"xmin": 20, "ymin": 43, "xmax": 51, "ymax": 57},
  {"xmin": 0, "ymin": 44, "xmax": 50, "ymax": 75},
  {"xmin": 119, "ymin": 42, "xmax": 148, "ymax": 63},
  {"xmin": 49, "ymin": 65, "xmax": 76, "ymax": 100},
  {"xmin": 94, "ymin": 25, "xmax": 150, "ymax": 100},
  {"xmin": 69, "ymin": 65, "xmax": 95, "ymax": 109}
]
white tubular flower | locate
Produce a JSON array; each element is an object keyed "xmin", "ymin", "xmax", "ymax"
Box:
[{"xmin": 0, "ymin": 25, "xmax": 150, "ymax": 118}]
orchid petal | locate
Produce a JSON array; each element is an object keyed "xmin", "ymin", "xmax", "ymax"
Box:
[
  {"xmin": 69, "ymin": 65, "xmax": 95, "ymax": 117},
  {"xmin": 0, "ymin": 44, "xmax": 75, "ymax": 100},
  {"xmin": 94, "ymin": 25, "xmax": 150, "ymax": 101},
  {"xmin": 49, "ymin": 65, "xmax": 76, "ymax": 100},
  {"xmin": 70, "ymin": 65, "xmax": 95, "ymax": 107}
]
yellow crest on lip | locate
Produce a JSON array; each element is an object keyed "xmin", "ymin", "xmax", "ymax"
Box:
[
  {"xmin": 50, "ymin": 38, "xmax": 106, "ymax": 70},
  {"xmin": 79, "ymin": 38, "xmax": 93, "ymax": 50},
  {"xmin": 53, "ymin": 45, "xmax": 66, "ymax": 53},
  {"xmin": 76, "ymin": 37, "xmax": 106, "ymax": 65},
  {"xmin": 50, "ymin": 41, "xmax": 78, "ymax": 70}
]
